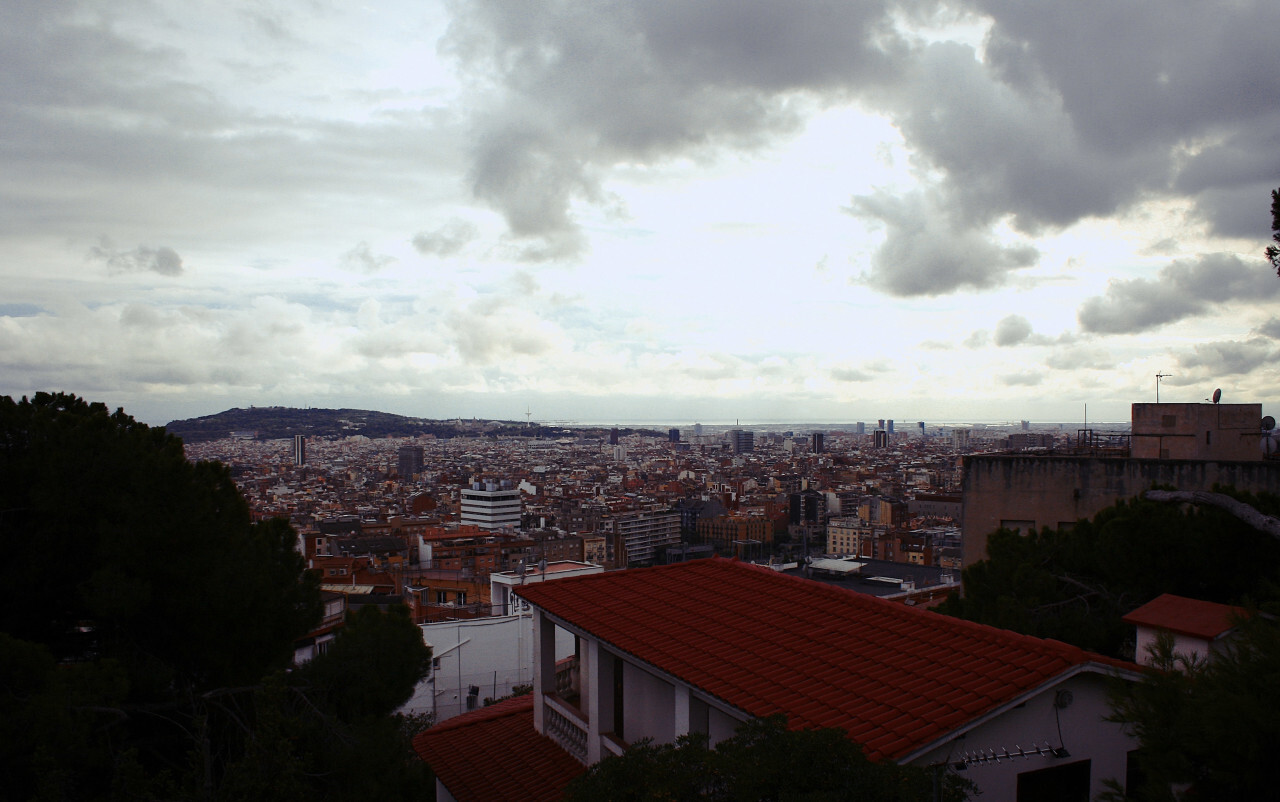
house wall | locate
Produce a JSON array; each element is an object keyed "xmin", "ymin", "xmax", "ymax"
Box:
[
  {"xmin": 1131, "ymin": 403, "xmax": 1261, "ymax": 462},
  {"xmin": 961, "ymin": 455, "xmax": 1280, "ymax": 565},
  {"xmin": 403, "ymin": 613, "xmax": 575, "ymax": 721},
  {"xmin": 1133, "ymin": 627, "xmax": 1214, "ymax": 667},
  {"xmin": 622, "ymin": 662, "xmax": 675, "ymax": 744},
  {"xmin": 909, "ymin": 672, "xmax": 1136, "ymax": 802}
]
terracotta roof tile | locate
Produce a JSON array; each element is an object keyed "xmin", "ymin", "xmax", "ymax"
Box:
[
  {"xmin": 412, "ymin": 695, "xmax": 584, "ymax": 802},
  {"xmin": 517, "ymin": 558, "xmax": 1132, "ymax": 761}
]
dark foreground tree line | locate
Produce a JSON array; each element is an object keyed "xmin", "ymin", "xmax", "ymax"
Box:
[{"xmin": 0, "ymin": 393, "xmax": 432, "ymax": 800}]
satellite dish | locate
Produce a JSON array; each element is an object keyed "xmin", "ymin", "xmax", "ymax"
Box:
[
  {"xmin": 1264, "ymin": 416, "xmax": 1276, "ymax": 431},
  {"xmin": 1212, "ymin": 388, "xmax": 1222, "ymax": 404}
]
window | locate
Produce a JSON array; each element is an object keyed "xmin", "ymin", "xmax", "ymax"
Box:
[
  {"xmin": 456, "ymin": 591, "xmax": 467, "ymax": 604},
  {"xmin": 1017, "ymin": 759, "xmax": 1090, "ymax": 802},
  {"xmin": 436, "ymin": 590, "xmax": 449, "ymax": 604},
  {"xmin": 1206, "ymin": 431, "xmax": 1212, "ymax": 445}
]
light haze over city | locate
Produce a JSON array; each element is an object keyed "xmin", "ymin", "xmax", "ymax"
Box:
[{"xmin": 3, "ymin": 2, "xmax": 1279, "ymax": 426}]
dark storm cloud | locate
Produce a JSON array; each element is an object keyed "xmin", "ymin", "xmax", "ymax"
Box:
[
  {"xmin": 849, "ymin": 189, "xmax": 1038, "ymax": 296},
  {"xmin": 444, "ymin": 1, "xmax": 1280, "ymax": 282},
  {"xmin": 88, "ymin": 239, "xmax": 184, "ymax": 276},
  {"xmin": 1077, "ymin": 253, "xmax": 1277, "ymax": 335},
  {"xmin": 1255, "ymin": 318, "xmax": 1280, "ymax": 341},
  {"xmin": 973, "ymin": 0, "xmax": 1280, "ymax": 239},
  {"xmin": 443, "ymin": 0, "xmax": 918, "ymax": 259}
]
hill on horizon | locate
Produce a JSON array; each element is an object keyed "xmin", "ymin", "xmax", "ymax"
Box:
[{"xmin": 164, "ymin": 406, "xmax": 659, "ymax": 443}]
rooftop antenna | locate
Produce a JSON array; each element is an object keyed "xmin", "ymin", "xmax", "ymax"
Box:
[
  {"xmin": 1155, "ymin": 372, "xmax": 1172, "ymax": 403},
  {"xmin": 1206, "ymin": 388, "xmax": 1222, "ymax": 404},
  {"xmin": 525, "ymin": 406, "xmax": 532, "ymax": 427}
]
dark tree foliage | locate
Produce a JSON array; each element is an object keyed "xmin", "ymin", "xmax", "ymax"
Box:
[
  {"xmin": 1267, "ymin": 186, "xmax": 1280, "ymax": 276},
  {"xmin": 0, "ymin": 393, "xmax": 432, "ymax": 800},
  {"xmin": 297, "ymin": 604, "xmax": 432, "ymax": 723},
  {"xmin": 939, "ymin": 490, "xmax": 1280, "ymax": 658},
  {"xmin": 562, "ymin": 714, "xmax": 971, "ymax": 802},
  {"xmin": 1104, "ymin": 613, "xmax": 1280, "ymax": 801}
]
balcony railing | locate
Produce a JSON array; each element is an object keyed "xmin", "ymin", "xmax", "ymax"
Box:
[
  {"xmin": 543, "ymin": 694, "xmax": 588, "ymax": 764},
  {"xmin": 554, "ymin": 654, "xmax": 580, "ymax": 698}
]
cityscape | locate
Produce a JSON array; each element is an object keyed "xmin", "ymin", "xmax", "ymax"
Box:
[{"xmin": 5, "ymin": 1, "xmax": 1280, "ymax": 800}]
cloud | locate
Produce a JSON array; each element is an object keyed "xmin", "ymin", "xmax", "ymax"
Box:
[
  {"xmin": 831, "ymin": 367, "xmax": 872, "ymax": 382},
  {"xmin": 1255, "ymin": 318, "xmax": 1280, "ymax": 340},
  {"xmin": 963, "ymin": 330, "xmax": 989, "ymax": 349},
  {"xmin": 848, "ymin": 189, "xmax": 1039, "ymax": 296},
  {"xmin": 994, "ymin": 315, "xmax": 1033, "ymax": 347},
  {"xmin": 1176, "ymin": 338, "xmax": 1276, "ymax": 376},
  {"xmin": 87, "ymin": 239, "xmax": 184, "ymax": 276},
  {"xmin": 442, "ymin": 0, "xmax": 915, "ymax": 259},
  {"xmin": 1045, "ymin": 346, "xmax": 1113, "ymax": 371},
  {"xmin": 1077, "ymin": 253, "xmax": 1277, "ymax": 334},
  {"xmin": 412, "ymin": 220, "xmax": 479, "ymax": 257},
  {"xmin": 340, "ymin": 241, "xmax": 396, "ymax": 274},
  {"xmin": 973, "ymin": 1, "xmax": 1280, "ymax": 240},
  {"xmin": 1000, "ymin": 371, "xmax": 1042, "ymax": 387}
]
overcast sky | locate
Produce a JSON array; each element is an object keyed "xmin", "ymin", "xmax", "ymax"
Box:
[{"xmin": 3, "ymin": 1, "xmax": 1279, "ymax": 426}]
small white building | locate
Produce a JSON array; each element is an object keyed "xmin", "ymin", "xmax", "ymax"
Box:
[
  {"xmin": 1123, "ymin": 593, "xmax": 1244, "ymax": 666},
  {"xmin": 401, "ymin": 560, "xmax": 604, "ymax": 722}
]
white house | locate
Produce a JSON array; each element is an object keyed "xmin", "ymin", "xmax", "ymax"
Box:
[
  {"xmin": 1122, "ymin": 593, "xmax": 1244, "ymax": 666},
  {"xmin": 400, "ymin": 561, "xmax": 603, "ymax": 722},
  {"xmin": 416, "ymin": 558, "xmax": 1142, "ymax": 802}
]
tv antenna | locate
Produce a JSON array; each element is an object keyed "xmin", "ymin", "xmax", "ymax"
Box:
[
  {"xmin": 525, "ymin": 406, "xmax": 532, "ymax": 427},
  {"xmin": 1155, "ymin": 372, "xmax": 1172, "ymax": 402}
]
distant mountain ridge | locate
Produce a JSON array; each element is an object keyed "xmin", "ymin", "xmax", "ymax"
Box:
[
  {"xmin": 164, "ymin": 406, "xmax": 517, "ymax": 442},
  {"xmin": 164, "ymin": 406, "xmax": 660, "ymax": 443}
]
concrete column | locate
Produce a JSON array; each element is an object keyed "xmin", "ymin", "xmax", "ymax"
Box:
[
  {"xmin": 533, "ymin": 609, "xmax": 556, "ymax": 733},
  {"xmin": 674, "ymin": 683, "xmax": 690, "ymax": 739},
  {"xmin": 586, "ymin": 639, "xmax": 603, "ymax": 763}
]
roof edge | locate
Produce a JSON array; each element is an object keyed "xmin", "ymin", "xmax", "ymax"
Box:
[{"xmin": 895, "ymin": 662, "xmax": 1141, "ymax": 765}]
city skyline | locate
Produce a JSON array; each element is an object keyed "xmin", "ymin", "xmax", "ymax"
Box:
[{"xmin": 3, "ymin": 2, "xmax": 1279, "ymax": 427}]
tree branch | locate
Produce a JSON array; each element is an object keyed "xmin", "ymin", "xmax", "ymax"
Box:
[{"xmin": 1142, "ymin": 490, "xmax": 1280, "ymax": 540}]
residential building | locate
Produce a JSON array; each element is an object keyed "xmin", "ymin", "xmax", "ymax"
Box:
[
  {"xmin": 398, "ymin": 445, "xmax": 425, "ymax": 479},
  {"xmin": 460, "ymin": 480, "xmax": 522, "ymax": 531},
  {"xmin": 1122, "ymin": 593, "xmax": 1245, "ymax": 667},
  {"xmin": 608, "ymin": 508, "xmax": 680, "ymax": 567},
  {"xmin": 417, "ymin": 559, "xmax": 1140, "ymax": 801},
  {"xmin": 961, "ymin": 402, "xmax": 1280, "ymax": 565}
]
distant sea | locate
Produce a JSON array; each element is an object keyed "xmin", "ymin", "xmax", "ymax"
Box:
[{"xmin": 569, "ymin": 420, "xmax": 1131, "ymax": 433}]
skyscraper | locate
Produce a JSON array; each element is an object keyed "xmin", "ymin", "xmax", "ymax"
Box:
[
  {"xmin": 668, "ymin": 428, "xmax": 681, "ymax": 443},
  {"xmin": 292, "ymin": 434, "xmax": 306, "ymax": 466},
  {"xmin": 398, "ymin": 445, "xmax": 424, "ymax": 479},
  {"xmin": 728, "ymin": 429, "xmax": 754, "ymax": 453},
  {"xmin": 887, "ymin": 419, "xmax": 894, "ymax": 435},
  {"xmin": 812, "ymin": 433, "xmax": 824, "ymax": 453}
]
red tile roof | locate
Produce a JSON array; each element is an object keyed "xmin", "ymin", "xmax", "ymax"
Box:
[
  {"xmin": 412, "ymin": 694, "xmax": 584, "ymax": 802},
  {"xmin": 516, "ymin": 557, "xmax": 1133, "ymax": 761},
  {"xmin": 1122, "ymin": 593, "xmax": 1245, "ymax": 640}
]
